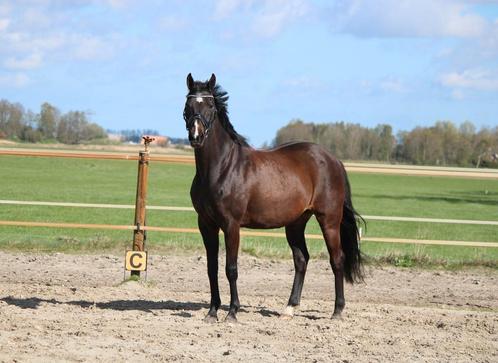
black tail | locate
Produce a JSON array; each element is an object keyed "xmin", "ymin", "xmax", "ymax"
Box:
[{"xmin": 340, "ymin": 164, "xmax": 365, "ymax": 283}]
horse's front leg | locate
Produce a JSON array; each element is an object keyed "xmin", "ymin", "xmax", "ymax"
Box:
[
  {"xmin": 224, "ymin": 223, "xmax": 241, "ymax": 322},
  {"xmin": 199, "ymin": 217, "xmax": 221, "ymax": 323}
]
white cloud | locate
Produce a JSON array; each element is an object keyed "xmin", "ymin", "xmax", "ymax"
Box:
[
  {"xmin": 0, "ymin": 72, "xmax": 30, "ymax": 88},
  {"xmin": 440, "ymin": 69, "xmax": 498, "ymax": 91},
  {"xmin": 0, "ymin": 0, "xmax": 134, "ymax": 11},
  {"xmin": 3, "ymin": 53, "xmax": 42, "ymax": 70},
  {"xmin": 213, "ymin": 0, "xmax": 309, "ymax": 38},
  {"xmin": 380, "ymin": 77, "xmax": 409, "ymax": 93},
  {"xmin": 214, "ymin": 0, "xmax": 230, "ymax": 18},
  {"xmin": 70, "ymin": 34, "xmax": 117, "ymax": 60},
  {"xmin": 103, "ymin": 0, "xmax": 135, "ymax": 9},
  {"xmin": 158, "ymin": 16, "xmax": 188, "ymax": 31},
  {"xmin": 476, "ymin": 19, "xmax": 498, "ymax": 57},
  {"xmin": 0, "ymin": 18, "xmax": 9, "ymax": 31},
  {"xmin": 0, "ymin": 3, "xmax": 11, "ymax": 17},
  {"xmin": 251, "ymin": 0, "xmax": 309, "ymax": 37},
  {"xmin": 466, "ymin": 0, "xmax": 498, "ymax": 3},
  {"xmin": 358, "ymin": 77, "xmax": 411, "ymax": 95},
  {"xmin": 214, "ymin": 0, "xmax": 249, "ymax": 19},
  {"xmin": 330, "ymin": 0, "xmax": 488, "ymax": 38},
  {"xmin": 0, "ymin": 2, "xmax": 122, "ymax": 70},
  {"xmin": 21, "ymin": 7, "xmax": 52, "ymax": 28}
]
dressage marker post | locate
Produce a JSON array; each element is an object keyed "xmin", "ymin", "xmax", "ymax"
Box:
[{"xmin": 125, "ymin": 136, "xmax": 154, "ymax": 278}]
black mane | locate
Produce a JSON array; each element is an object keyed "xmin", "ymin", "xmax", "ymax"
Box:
[
  {"xmin": 212, "ymin": 85, "xmax": 249, "ymax": 147},
  {"xmin": 189, "ymin": 81, "xmax": 249, "ymax": 147}
]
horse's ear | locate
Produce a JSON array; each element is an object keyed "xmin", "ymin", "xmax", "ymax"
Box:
[
  {"xmin": 208, "ymin": 73, "xmax": 216, "ymax": 92},
  {"xmin": 186, "ymin": 73, "xmax": 194, "ymax": 91}
]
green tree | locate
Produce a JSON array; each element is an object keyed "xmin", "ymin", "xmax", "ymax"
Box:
[
  {"xmin": 456, "ymin": 121, "xmax": 475, "ymax": 166},
  {"xmin": 0, "ymin": 100, "xmax": 25, "ymax": 139},
  {"xmin": 273, "ymin": 119, "xmax": 496, "ymax": 167},
  {"xmin": 57, "ymin": 111, "xmax": 107, "ymax": 144},
  {"xmin": 375, "ymin": 124, "xmax": 395, "ymax": 161},
  {"xmin": 274, "ymin": 119, "xmax": 314, "ymax": 145},
  {"xmin": 38, "ymin": 102, "xmax": 59, "ymax": 139}
]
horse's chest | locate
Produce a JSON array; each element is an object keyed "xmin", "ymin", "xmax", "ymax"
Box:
[{"xmin": 191, "ymin": 182, "xmax": 244, "ymax": 224}]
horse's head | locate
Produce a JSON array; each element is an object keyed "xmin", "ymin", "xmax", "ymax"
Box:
[{"xmin": 184, "ymin": 73, "xmax": 217, "ymax": 148}]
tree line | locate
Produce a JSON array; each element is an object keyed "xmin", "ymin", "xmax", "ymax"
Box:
[
  {"xmin": 274, "ymin": 119, "xmax": 498, "ymax": 167},
  {"xmin": 0, "ymin": 99, "xmax": 106, "ymax": 144},
  {"xmin": 2, "ymin": 98, "xmax": 497, "ymax": 167}
]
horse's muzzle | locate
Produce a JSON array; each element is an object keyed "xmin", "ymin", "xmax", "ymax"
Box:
[
  {"xmin": 189, "ymin": 138, "xmax": 203, "ymax": 148},
  {"xmin": 188, "ymin": 127, "xmax": 205, "ymax": 148}
]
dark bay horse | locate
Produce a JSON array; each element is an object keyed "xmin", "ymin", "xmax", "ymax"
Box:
[{"xmin": 183, "ymin": 73, "xmax": 363, "ymax": 322}]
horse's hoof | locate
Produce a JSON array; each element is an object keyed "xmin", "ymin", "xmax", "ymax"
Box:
[
  {"xmin": 203, "ymin": 314, "xmax": 218, "ymax": 323},
  {"xmin": 224, "ymin": 314, "xmax": 238, "ymax": 323},
  {"xmin": 331, "ymin": 312, "xmax": 343, "ymax": 320},
  {"xmin": 279, "ymin": 305, "xmax": 295, "ymax": 320}
]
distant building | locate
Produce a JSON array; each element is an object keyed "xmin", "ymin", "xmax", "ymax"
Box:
[{"xmin": 141, "ymin": 135, "xmax": 169, "ymax": 147}]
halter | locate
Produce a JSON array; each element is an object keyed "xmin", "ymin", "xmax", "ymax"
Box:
[
  {"xmin": 184, "ymin": 94, "xmax": 217, "ymax": 139},
  {"xmin": 186, "ymin": 94, "xmax": 214, "ymax": 99}
]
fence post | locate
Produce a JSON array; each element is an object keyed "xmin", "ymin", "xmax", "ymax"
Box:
[{"xmin": 131, "ymin": 136, "xmax": 154, "ymax": 277}]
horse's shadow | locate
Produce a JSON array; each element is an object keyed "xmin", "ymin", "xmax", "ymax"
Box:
[
  {"xmin": 0, "ymin": 296, "xmax": 272, "ymax": 316},
  {"xmin": 0, "ymin": 296, "xmax": 209, "ymax": 313}
]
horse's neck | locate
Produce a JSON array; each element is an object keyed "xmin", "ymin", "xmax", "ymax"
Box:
[{"xmin": 194, "ymin": 121, "xmax": 238, "ymax": 182}]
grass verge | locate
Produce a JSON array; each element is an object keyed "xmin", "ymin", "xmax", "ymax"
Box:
[
  {"xmin": 0, "ymin": 228, "xmax": 496, "ymax": 270},
  {"xmin": 0, "ymin": 154, "xmax": 497, "ymax": 269}
]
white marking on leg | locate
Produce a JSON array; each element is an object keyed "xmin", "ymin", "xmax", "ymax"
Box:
[{"xmin": 283, "ymin": 305, "xmax": 294, "ymax": 317}]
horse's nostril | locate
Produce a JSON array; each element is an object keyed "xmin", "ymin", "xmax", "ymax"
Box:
[{"xmin": 189, "ymin": 130, "xmax": 202, "ymax": 144}]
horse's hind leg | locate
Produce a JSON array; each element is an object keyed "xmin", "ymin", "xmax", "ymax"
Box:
[
  {"xmin": 281, "ymin": 212, "xmax": 311, "ymax": 319},
  {"xmin": 316, "ymin": 216, "xmax": 345, "ymax": 318}
]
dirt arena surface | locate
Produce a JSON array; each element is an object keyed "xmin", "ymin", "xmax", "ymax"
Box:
[{"xmin": 0, "ymin": 251, "xmax": 496, "ymax": 362}]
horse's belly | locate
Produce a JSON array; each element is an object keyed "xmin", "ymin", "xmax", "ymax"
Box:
[{"xmin": 241, "ymin": 193, "xmax": 309, "ymax": 229}]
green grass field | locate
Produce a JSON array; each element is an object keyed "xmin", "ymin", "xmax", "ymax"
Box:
[{"xmin": 0, "ymin": 155, "xmax": 497, "ymax": 268}]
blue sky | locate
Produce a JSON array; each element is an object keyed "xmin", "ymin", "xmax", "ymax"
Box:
[{"xmin": 1, "ymin": 0, "xmax": 498, "ymax": 146}]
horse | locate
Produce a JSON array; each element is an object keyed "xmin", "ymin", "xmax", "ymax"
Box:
[{"xmin": 183, "ymin": 73, "xmax": 364, "ymax": 322}]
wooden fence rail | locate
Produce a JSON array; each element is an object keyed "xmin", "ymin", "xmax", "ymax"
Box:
[
  {"xmin": 1, "ymin": 148, "xmax": 497, "ymax": 248},
  {"xmin": 2, "ymin": 149, "xmax": 498, "ymax": 179},
  {"xmin": 1, "ymin": 220, "xmax": 497, "ymax": 248}
]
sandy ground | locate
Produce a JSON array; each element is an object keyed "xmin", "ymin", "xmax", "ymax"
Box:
[{"xmin": 0, "ymin": 251, "xmax": 496, "ymax": 362}]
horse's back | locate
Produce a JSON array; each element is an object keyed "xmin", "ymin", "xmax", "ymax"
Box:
[{"xmin": 257, "ymin": 141, "xmax": 342, "ymax": 174}]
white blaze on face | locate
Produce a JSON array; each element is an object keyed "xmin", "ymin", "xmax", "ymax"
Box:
[
  {"xmin": 193, "ymin": 119, "xmax": 200, "ymax": 138},
  {"xmin": 196, "ymin": 97, "xmax": 203, "ymax": 103}
]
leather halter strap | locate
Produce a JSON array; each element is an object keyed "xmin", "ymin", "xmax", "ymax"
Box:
[
  {"xmin": 186, "ymin": 94, "xmax": 214, "ymax": 99},
  {"xmin": 184, "ymin": 94, "xmax": 217, "ymax": 137}
]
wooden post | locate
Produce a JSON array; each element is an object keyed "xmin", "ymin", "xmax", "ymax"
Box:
[{"xmin": 131, "ymin": 136, "xmax": 154, "ymax": 277}]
